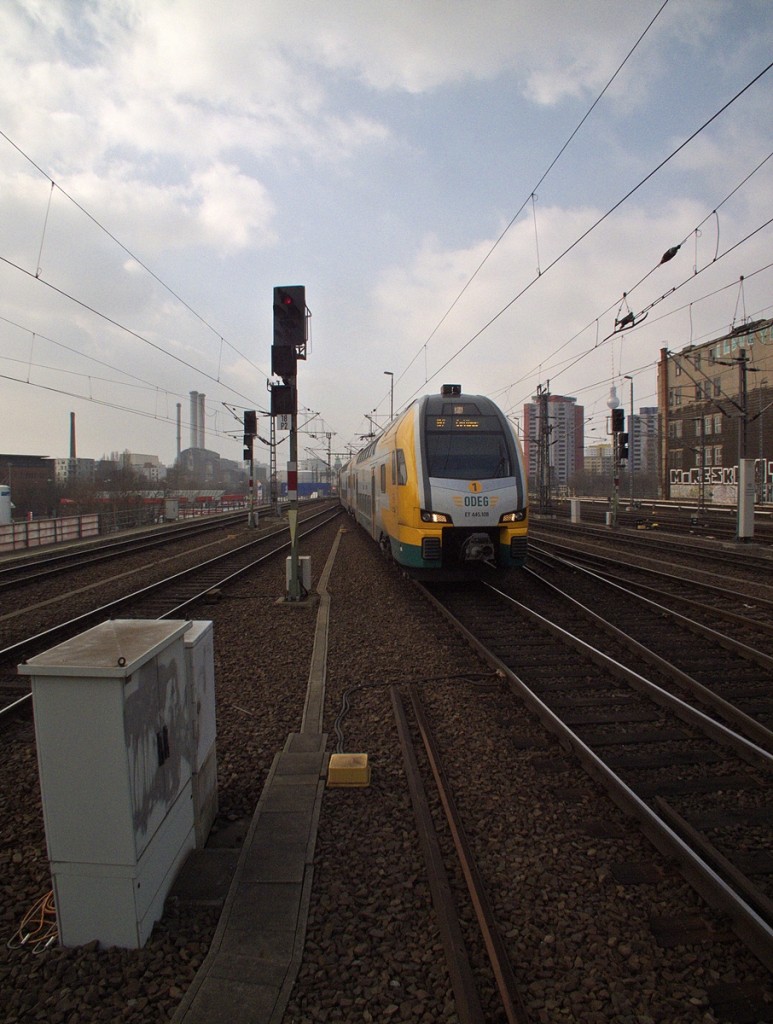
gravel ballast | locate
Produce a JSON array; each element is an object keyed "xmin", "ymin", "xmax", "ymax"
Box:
[{"xmin": 1, "ymin": 516, "xmax": 770, "ymax": 1023}]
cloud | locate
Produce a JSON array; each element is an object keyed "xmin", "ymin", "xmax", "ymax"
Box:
[
  {"xmin": 190, "ymin": 163, "xmax": 276, "ymax": 252},
  {"xmin": 2, "ymin": 0, "xmax": 772, "ymax": 462}
]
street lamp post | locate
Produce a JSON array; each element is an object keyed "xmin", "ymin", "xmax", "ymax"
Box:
[{"xmin": 384, "ymin": 371, "xmax": 394, "ymax": 421}]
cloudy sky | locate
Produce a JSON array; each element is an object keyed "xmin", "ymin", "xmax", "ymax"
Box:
[{"xmin": 2, "ymin": 0, "xmax": 772, "ymax": 470}]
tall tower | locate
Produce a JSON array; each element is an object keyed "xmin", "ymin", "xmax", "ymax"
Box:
[
  {"xmin": 197, "ymin": 393, "xmax": 206, "ymax": 449},
  {"xmin": 190, "ymin": 391, "xmax": 199, "ymax": 449}
]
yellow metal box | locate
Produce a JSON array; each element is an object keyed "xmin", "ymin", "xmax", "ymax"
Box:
[{"xmin": 327, "ymin": 753, "xmax": 370, "ymax": 788}]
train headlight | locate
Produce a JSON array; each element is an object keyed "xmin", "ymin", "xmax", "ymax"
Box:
[
  {"xmin": 421, "ymin": 509, "xmax": 452, "ymax": 524},
  {"xmin": 499, "ymin": 510, "xmax": 526, "ymax": 523}
]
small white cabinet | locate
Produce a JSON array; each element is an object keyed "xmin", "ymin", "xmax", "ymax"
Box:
[{"xmin": 20, "ymin": 619, "xmax": 198, "ymax": 948}]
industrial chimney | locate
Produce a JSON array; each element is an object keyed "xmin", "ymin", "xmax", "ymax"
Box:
[
  {"xmin": 190, "ymin": 391, "xmax": 199, "ymax": 449},
  {"xmin": 198, "ymin": 393, "xmax": 206, "ymax": 450},
  {"xmin": 70, "ymin": 412, "xmax": 76, "ymax": 459},
  {"xmin": 176, "ymin": 403, "xmax": 182, "ymax": 458}
]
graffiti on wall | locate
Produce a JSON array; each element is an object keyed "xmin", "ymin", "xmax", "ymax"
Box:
[{"xmin": 669, "ymin": 458, "xmax": 771, "ymax": 488}]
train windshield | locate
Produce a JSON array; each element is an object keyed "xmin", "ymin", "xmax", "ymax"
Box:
[{"xmin": 425, "ymin": 431, "xmax": 512, "ymax": 479}]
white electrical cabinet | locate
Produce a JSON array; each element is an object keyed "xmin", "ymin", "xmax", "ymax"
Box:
[
  {"xmin": 20, "ymin": 619, "xmax": 197, "ymax": 949},
  {"xmin": 183, "ymin": 621, "xmax": 217, "ymax": 848}
]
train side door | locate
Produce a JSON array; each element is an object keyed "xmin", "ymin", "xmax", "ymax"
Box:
[{"xmin": 370, "ymin": 470, "xmax": 376, "ymax": 536}]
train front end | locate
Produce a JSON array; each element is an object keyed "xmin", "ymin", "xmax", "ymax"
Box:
[{"xmin": 395, "ymin": 387, "xmax": 528, "ymax": 575}]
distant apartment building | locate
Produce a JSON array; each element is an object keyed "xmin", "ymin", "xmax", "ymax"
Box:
[
  {"xmin": 657, "ymin": 318, "xmax": 773, "ymax": 501},
  {"xmin": 523, "ymin": 394, "xmax": 585, "ymax": 487},
  {"xmin": 632, "ymin": 407, "xmax": 659, "ymax": 476},
  {"xmin": 583, "ymin": 442, "xmax": 614, "ymax": 476},
  {"xmin": 54, "ymin": 457, "xmax": 96, "ymax": 485},
  {"xmin": 112, "ymin": 451, "xmax": 163, "ymax": 484}
]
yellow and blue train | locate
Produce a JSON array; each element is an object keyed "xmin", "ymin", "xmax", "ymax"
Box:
[{"xmin": 339, "ymin": 385, "xmax": 528, "ymax": 576}]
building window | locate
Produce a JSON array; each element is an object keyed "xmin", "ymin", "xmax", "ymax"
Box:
[
  {"xmin": 714, "ymin": 445, "xmax": 723, "ymax": 465},
  {"xmin": 669, "ymin": 449, "xmax": 683, "ymax": 470},
  {"xmin": 694, "ymin": 352, "xmax": 701, "ymax": 369},
  {"xmin": 694, "ymin": 418, "xmax": 702, "ymax": 437},
  {"xmin": 714, "ymin": 414, "xmax": 722, "ymax": 434},
  {"xmin": 704, "ymin": 415, "xmax": 713, "ymax": 435},
  {"xmin": 704, "ymin": 447, "xmax": 713, "ymax": 466},
  {"xmin": 675, "ymin": 362, "xmax": 682, "ymax": 376},
  {"xmin": 713, "ymin": 377, "xmax": 721, "ymax": 397}
]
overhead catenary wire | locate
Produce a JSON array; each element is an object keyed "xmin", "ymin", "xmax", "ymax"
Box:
[
  {"xmin": 0, "ymin": 128, "xmax": 266, "ymax": 382},
  {"xmin": 0, "ymin": 253, "xmax": 262, "ymax": 410},
  {"xmin": 0, "ymin": 132, "xmax": 283, "ymax": 445},
  {"xmin": 496, "ymin": 258, "xmax": 773, "ymax": 417},
  {"xmin": 1, "ymin": 312, "xmax": 169, "ymax": 392},
  {"xmin": 402, "ymin": 58, "xmax": 773, "ymax": 409},
  {"xmin": 537, "ymin": 227, "xmax": 773, "ymax": 400},
  {"xmin": 498, "ymin": 210, "xmax": 773, "ymax": 413},
  {"xmin": 0, "ymin": 370, "xmax": 238, "ymax": 443},
  {"xmin": 391, "ymin": 0, "xmax": 673, "ymax": 398},
  {"xmin": 599, "ymin": 147, "xmax": 773, "ymax": 326}
]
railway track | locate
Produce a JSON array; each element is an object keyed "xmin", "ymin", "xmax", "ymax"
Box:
[
  {"xmin": 0, "ymin": 509, "xmax": 258, "ymax": 590},
  {"xmin": 544, "ymin": 501, "xmax": 773, "ymax": 545},
  {"xmin": 531, "ymin": 519, "xmax": 773, "ymax": 593},
  {"xmin": 532, "ymin": 517, "xmax": 773, "ymax": 576},
  {"xmin": 530, "ymin": 536, "xmax": 773, "ymax": 639},
  {"xmin": 5, "ymin": 517, "xmax": 772, "ymax": 1022},
  {"xmin": 524, "ymin": 546, "xmax": 773, "ymax": 743},
  {"xmin": 420, "ymin": 576, "xmax": 773, "ymax": 973},
  {"xmin": 392, "ymin": 684, "xmax": 529, "ymax": 1024},
  {"xmin": 0, "ymin": 506, "xmax": 342, "ymax": 719}
]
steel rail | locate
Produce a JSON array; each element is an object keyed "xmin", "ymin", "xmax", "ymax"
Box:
[
  {"xmin": 529, "ymin": 535, "xmax": 773, "ymax": 611},
  {"xmin": 0, "ymin": 509, "xmax": 260, "ymax": 587},
  {"xmin": 530, "ymin": 520, "xmax": 773, "ymax": 573},
  {"xmin": 417, "ymin": 580, "xmax": 773, "ymax": 973},
  {"xmin": 0, "ymin": 507, "xmax": 341, "ymax": 679},
  {"xmin": 390, "ymin": 686, "xmax": 487, "ymax": 1024},
  {"xmin": 530, "ymin": 542, "xmax": 773, "ymax": 638},
  {"xmin": 524, "ymin": 556, "xmax": 773, "ymax": 752},
  {"xmin": 408, "ymin": 685, "xmax": 530, "ymax": 1024},
  {"xmin": 481, "ymin": 580, "xmax": 773, "ymax": 771}
]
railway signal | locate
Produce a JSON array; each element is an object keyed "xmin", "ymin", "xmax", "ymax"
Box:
[
  {"xmin": 271, "ymin": 285, "xmax": 309, "ymax": 601},
  {"xmin": 272, "ymin": 286, "xmax": 307, "ymax": 378},
  {"xmin": 243, "ymin": 410, "xmax": 258, "ymax": 527}
]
